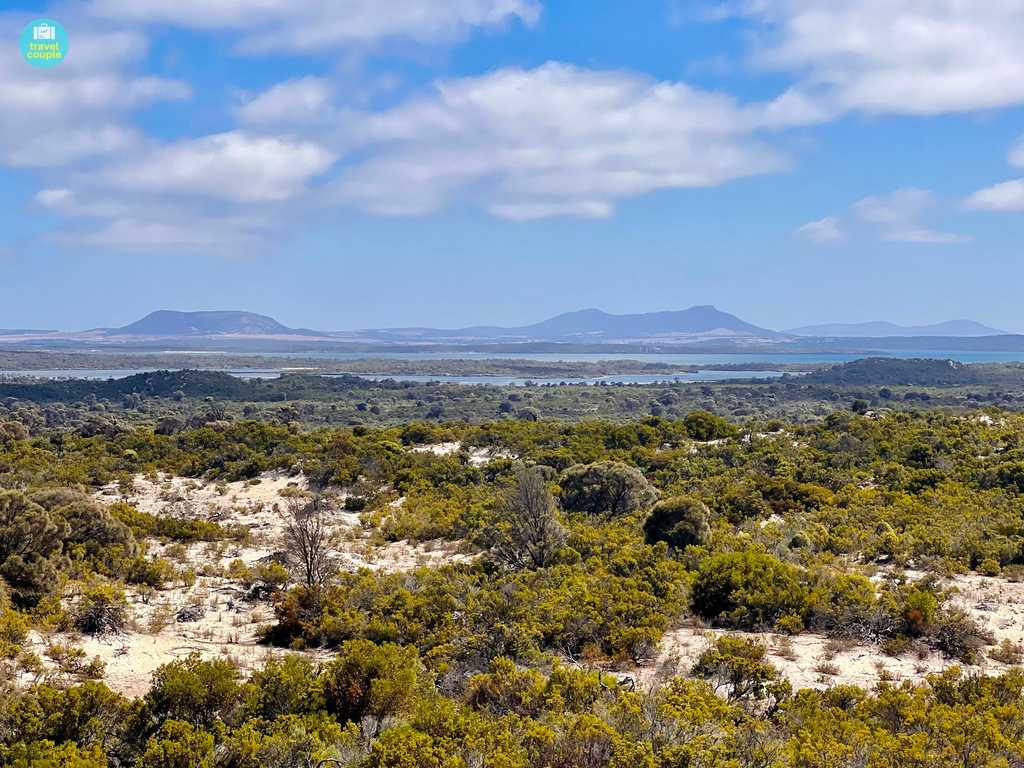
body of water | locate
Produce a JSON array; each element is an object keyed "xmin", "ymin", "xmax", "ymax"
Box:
[
  {"xmin": 0, "ymin": 369, "xmax": 283, "ymax": 381},
  {"xmin": 2, "ymin": 347, "xmax": 1022, "ymax": 385},
  {"xmin": 332, "ymin": 369, "xmax": 791, "ymax": 386},
  {"xmin": 124, "ymin": 349, "xmax": 1024, "ymax": 365},
  {"xmin": 0, "ymin": 368, "xmax": 791, "ymax": 386}
]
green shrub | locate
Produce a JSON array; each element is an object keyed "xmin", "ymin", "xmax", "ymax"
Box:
[
  {"xmin": 682, "ymin": 411, "xmax": 738, "ymax": 442},
  {"xmin": 0, "ymin": 607, "xmax": 29, "ymax": 658},
  {"xmin": 691, "ymin": 636, "xmax": 785, "ymax": 702},
  {"xmin": 73, "ymin": 583, "xmax": 128, "ymax": 635},
  {"xmin": 643, "ymin": 496, "xmax": 710, "ymax": 551},
  {"xmin": 559, "ymin": 461, "xmax": 657, "ymax": 517},
  {"xmin": 321, "ymin": 640, "xmax": 430, "ymax": 726},
  {"xmin": 0, "ymin": 490, "xmax": 68, "ymax": 607},
  {"xmin": 691, "ymin": 550, "xmax": 809, "ymax": 629},
  {"xmin": 145, "ymin": 655, "xmax": 242, "ymax": 728}
]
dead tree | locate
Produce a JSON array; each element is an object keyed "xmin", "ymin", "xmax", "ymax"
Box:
[
  {"xmin": 490, "ymin": 465, "xmax": 566, "ymax": 570},
  {"xmin": 282, "ymin": 496, "xmax": 333, "ymax": 587}
]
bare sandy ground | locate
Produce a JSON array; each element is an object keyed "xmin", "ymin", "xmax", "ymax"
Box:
[
  {"xmin": 945, "ymin": 572, "xmax": 1024, "ymax": 644},
  {"xmin": 647, "ymin": 627, "xmax": 968, "ymax": 691},
  {"xmin": 409, "ymin": 440, "xmax": 516, "ymax": 466},
  {"xmin": 32, "ymin": 471, "xmax": 475, "ymax": 696},
  {"xmin": 646, "ymin": 572, "xmax": 1024, "ymax": 691},
  {"xmin": 96, "ymin": 471, "xmax": 474, "ymax": 572},
  {"xmin": 25, "ymin": 573, "xmax": 298, "ymax": 697}
]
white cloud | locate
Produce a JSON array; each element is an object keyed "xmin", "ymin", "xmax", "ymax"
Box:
[
  {"xmin": 88, "ymin": 0, "xmax": 540, "ymax": 53},
  {"xmin": 0, "ymin": 23, "xmax": 189, "ymax": 167},
  {"xmin": 65, "ymin": 216, "xmax": 268, "ymax": 251},
  {"xmin": 854, "ymin": 188, "xmax": 969, "ymax": 243},
  {"xmin": 489, "ymin": 200, "xmax": 613, "ymax": 221},
  {"xmin": 35, "ymin": 189, "xmax": 74, "ymax": 208},
  {"xmin": 1010, "ymin": 136, "xmax": 1024, "ymax": 169},
  {"xmin": 965, "ymin": 179, "xmax": 1024, "ymax": 212},
  {"xmin": 728, "ymin": 0, "xmax": 1024, "ymax": 115},
  {"xmin": 796, "ymin": 216, "xmax": 844, "ymax": 243},
  {"xmin": 327, "ymin": 63, "xmax": 789, "ymax": 218},
  {"xmin": 236, "ymin": 77, "xmax": 332, "ymax": 124},
  {"xmin": 961, "ymin": 135, "xmax": 1024, "ymax": 213},
  {"xmin": 34, "ymin": 131, "xmax": 337, "ymax": 253},
  {"xmin": 97, "ymin": 132, "xmax": 337, "ymax": 202},
  {"xmin": 37, "ymin": 187, "xmax": 279, "ymax": 252}
]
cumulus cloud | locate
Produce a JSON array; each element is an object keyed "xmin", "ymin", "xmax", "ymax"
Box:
[
  {"xmin": 66, "ymin": 216, "xmax": 270, "ymax": 251},
  {"xmin": 801, "ymin": 189, "xmax": 969, "ymax": 245},
  {"xmin": 97, "ymin": 132, "xmax": 336, "ymax": 202},
  {"xmin": 1010, "ymin": 136, "xmax": 1024, "ymax": 170},
  {"xmin": 727, "ymin": 0, "xmax": 1024, "ymax": 115},
  {"xmin": 236, "ymin": 77, "xmax": 333, "ymax": 125},
  {"xmin": 795, "ymin": 216, "xmax": 844, "ymax": 243},
  {"xmin": 961, "ymin": 136, "xmax": 1024, "ymax": 213},
  {"xmin": 0, "ymin": 22, "xmax": 189, "ymax": 167},
  {"xmin": 488, "ymin": 200, "xmax": 613, "ymax": 221},
  {"xmin": 965, "ymin": 180, "xmax": 1024, "ymax": 212},
  {"xmin": 854, "ymin": 188, "xmax": 969, "ymax": 244},
  {"xmin": 35, "ymin": 189, "xmax": 75, "ymax": 208},
  {"xmin": 325, "ymin": 63, "xmax": 789, "ymax": 219},
  {"xmin": 88, "ymin": 0, "xmax": 540, "ymax": 53},
  {"xmin": 34, "ymin": 131, "xmax": 336, "ymax": 252},
  {"xmin": 36, "ymin": 187, "xmax": 279, "ymax": 252}
]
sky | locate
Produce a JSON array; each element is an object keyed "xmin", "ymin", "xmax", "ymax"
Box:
[{"xmin": 3, "ymin": 1, "xmax": 1024, "ymax": 333}]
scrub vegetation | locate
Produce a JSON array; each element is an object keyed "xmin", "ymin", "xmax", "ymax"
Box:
[{"xmin": 3, "ymin": 362, "xmax": 1024, "ymax": 765}]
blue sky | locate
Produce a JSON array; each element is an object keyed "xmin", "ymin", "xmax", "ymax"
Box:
[{"xmin": 3, "ymin": 1, "xmax": 1024, "ymax": 332}]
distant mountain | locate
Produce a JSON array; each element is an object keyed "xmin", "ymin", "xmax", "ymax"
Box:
[
  {"xmin": 356, "ymin": 305, "xmax": 781, "ymax": 343},
  {"xmin": 112, "ymin": 310, "xmax": 324, "ymax": 337},
  {"xmin": 786, "ymin": 319, "xmax": 1006, "ymax": 338},
  {"xmin": 523, "ymin": 306, "xmax": 775, "ymax": 339}
]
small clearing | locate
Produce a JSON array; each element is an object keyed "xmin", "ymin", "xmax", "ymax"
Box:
[
  {"xmin": 42, "ymin": 471, "xmax": 475, "ymax": 695},
  {"xmin": 645, "ymin": 572, "xmax": 1024, "ymax": 692}
]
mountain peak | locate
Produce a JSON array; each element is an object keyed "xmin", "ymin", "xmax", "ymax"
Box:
[
  {"xmin": 112, "ymin": 310, "xmax": 314, "ymax": 337},
  {"xmin": 519, "ymin": 305, "xmax": 776, "ymax": 340}
]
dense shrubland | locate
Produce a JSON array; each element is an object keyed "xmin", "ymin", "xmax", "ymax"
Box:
[
  {"xmin": 1, "ymin": 407, "xmax": 1024, "ymax": 763},
  {"xmin": 6, "ymin": 645, "xmax": 1024, "ymax": 766}
]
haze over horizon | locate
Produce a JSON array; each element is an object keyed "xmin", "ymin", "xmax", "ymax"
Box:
[
  {"xmin": 4, "ymin": 2, "xmax": 1024, "ymax": 331},
  {"xmin": 4, "ymin": 305, "xmax": 1016, "ymax": 338}
]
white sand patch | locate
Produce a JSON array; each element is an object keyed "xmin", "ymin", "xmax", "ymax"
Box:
[
  {"xmin": 410, "ymin": 441, "xmax": 462, "ymax": 456},
  {"xmin": 342, "ymin": 537, "xmax": 475, "ymax": 572},
  {"xmin": 645, "ymin": 626, "xmax": 976, "ymax": 692},
  {"xmin": 70, "ymin": 471, "xmax": 474, "ymax": 694},
  {"xmin": 646, "ymin": 572, "xmax": 1024, "ymax": 692},
  {"xmin": 468, "ymin": 446, "xmax": 515, "ymax": 466},
  {"xmin": 407, "ymin": 441, "xmax": 515, "ymax": 467},
  {"xmin": 945, "ymin": 572, "xmax": 1024, "ymax": 645},
  {"xmin": 24, "ymin": 575, "xmax": 325, "ymax": 698},
  {"xmin": 96, "ymin": 471, "xmax": 313, "ymax": 548},
  {"xmin": 97, "ymin": 472, "xmax": 473, "ymax": 574}
]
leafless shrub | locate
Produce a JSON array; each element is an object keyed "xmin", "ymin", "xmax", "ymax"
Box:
[
  {"xmin": 990, "ymin": 638, "xmax": 1024, "ymax": 665},
  {"xmin": 815, "ymin": 661, "xmax": 839, "ymax": 676},
  {"xmin": 282, "ymin": 496, "xmax": 335, "ymax": 587},
  {"xmin": 485, "ymin": 465, "xmax": 566, "ymax": 570}
]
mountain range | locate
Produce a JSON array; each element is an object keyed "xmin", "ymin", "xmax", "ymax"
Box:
[
  {"xmin": 0, "ymin": 307, "xmax": 1015, "ymax": 349},
  {"xmin": 786, "ymin": 320, "xmax": 1006, "ymax": 338},
  {"xmin": 353, "ymin": 306, "xmax": 780, "ymax": 343}
]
